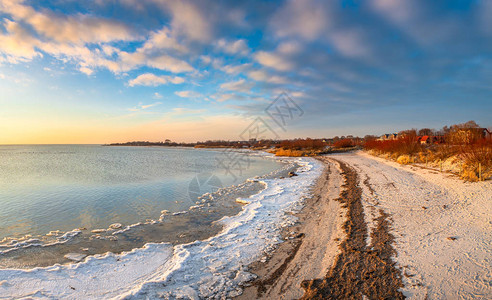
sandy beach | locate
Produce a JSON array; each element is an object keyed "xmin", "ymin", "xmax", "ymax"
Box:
[
  {"xmin": 0, "ymin": 157, "xmax": 325, "ymax": 299},
  {"xmin": 240, "ymin": 152, "xmax": 491, "ymax": 299},
  {"xmin": 0, "ymin": 151, "xmax": 489, "ymax": 299},
  {"xmin": 238, "ymin": 157, "xmax": 346, "ymax": 299}
]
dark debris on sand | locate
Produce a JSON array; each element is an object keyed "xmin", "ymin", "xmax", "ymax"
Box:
[{"xmin": 300, "ymin": 159, "xmax": 405, "ymax": 300}]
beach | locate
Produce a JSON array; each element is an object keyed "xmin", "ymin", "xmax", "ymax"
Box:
[
  {"xmin": 241, "ymin": 151, "xmax": 491, "ymax": 299},
  {"xmin": 237, "ymin": 156, "xmax": 346, "ymax": 299},
  {"xmin": 0, "ymin": 151, "xmax": 490, "ymax": 299},
  {"xmin": 0, "ymin": 156, "xmax": 324, "ymax": 299}
]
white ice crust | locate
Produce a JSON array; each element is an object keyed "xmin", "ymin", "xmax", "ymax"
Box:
[{"xmin": 0, "ymin": 157, "xmax": 323, "ymax": 299}]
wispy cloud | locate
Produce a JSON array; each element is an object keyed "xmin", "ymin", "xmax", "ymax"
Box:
[
  {"xmin": 127, "ymin": 102, "xmax": 162, "ymax": 112},
  {"xmin": 1, "ymin": 0, "xmax": 490, "ymax": 144},
  {"xmin": 175, "ymin": 90, "xmax": 202, "ymax": 98},
  {"xmin": 216, "ymin": 38, "xmax": 250, "ymax": 56},
  {"xmin": 128, "ymin": 73, "xmax": 185, "ymax": 87},
  {"xmin": 254, "ymin": 51, "xmax": 294, "ymax": 72},
  {"xmin": 219, "ymin": 79, "xmax": 254, "ymax": 93}
]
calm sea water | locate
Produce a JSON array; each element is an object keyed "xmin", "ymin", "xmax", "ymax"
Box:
[{"xmin": 0, "ymin": 145, "xmax": 282, "ymax": 241}]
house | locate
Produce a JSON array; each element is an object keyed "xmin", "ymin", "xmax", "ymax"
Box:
[
  {"xmin": 378, "ymin": 134, "xmax": 390, "ymax": 141},
  {"xmin": 420, "ymin": 135, "xmax": 430, "ymax": 144},
  {"xmin": 377, "ymin": 133, "xmax": 399, "ymax": 141}
]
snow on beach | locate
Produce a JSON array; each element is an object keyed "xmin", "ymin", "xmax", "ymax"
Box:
[
  {"xmin": 330, "ymin": 151, "xmax": 491, "ymax": 299},
  {"xmin": 0, "ymin": 157, "xmax": 323, "ymax": 299}
]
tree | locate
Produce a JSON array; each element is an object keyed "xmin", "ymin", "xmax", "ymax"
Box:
[
  {"xmin": 364, "ymin": 135, "xmax": 377, "ymax": 141},
  {"xmin": 448, "ymin": 121, "xmax": 482, "ymax": 144},
  {"xmin": 399, "ymin": 129, "xmax": 417, "ymax": 138},
  {"xmin": 451, "ymin": 120, "xmax": 480, "ymax": 131},
  {"xmin": 418, "ymin": 128, "xmax": 433, "ymax": 136}
]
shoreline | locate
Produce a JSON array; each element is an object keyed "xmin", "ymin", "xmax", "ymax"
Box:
[
  {"xmin": 2, "ymin": 150, "xmax": 488, "ymax": 298},
  {"xmin": 238, "ymin": 156, "xmax": 404, "ymax": 299},
  {"xmin": 240, "ymin": 151, "xmax": 491, "ymax": 299},
  {"xmin": 0, "ymin": 157, "xmax": 323, "ymax": 298},
  {"xmin": 237, "ymin": 156, "xmax": 346, "ymax": 299},
  {"xmin": 0, "ymin": 149, "xmax": 291, "ymax": 268}
]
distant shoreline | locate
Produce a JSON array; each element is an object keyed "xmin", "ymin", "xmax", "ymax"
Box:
[{"xmin": 104, "ymin": 141, "xmax": 196, "ymax": 147}]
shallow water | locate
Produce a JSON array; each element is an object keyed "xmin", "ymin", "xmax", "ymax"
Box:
[{"xmin": 0, "ymin": 145, "xmax": 289, "ymax": 267}]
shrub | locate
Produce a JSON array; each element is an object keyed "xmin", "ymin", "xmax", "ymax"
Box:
[
  {"xmin": 458, "ymin": 139, "xmax": 492, "ymax": 180},
  {"xmin": 333, "ymin": 138, "xmax": 353, "ymax": 148},
  {"xmin": 461, "ymin": 168, "xmax": 479, "ymax": 182},
  {"xmin": 274, "ymin": 149, "xmax": 305, "ymax": 157},
  {"xmin": 278, "ymin": 138, "xmax": 326, "ymax": 150},
  {"xmin": 397, "ymin": 155, "xmax": 412, "ymax": 165},
  {"xmin": 363, "ymin": 137, "xmax": 422, "ymax": 156}
]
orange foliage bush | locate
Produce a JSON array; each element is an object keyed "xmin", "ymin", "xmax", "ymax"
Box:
[
  {"xmin": 278, "ymin": 138, "xmax": 326, "ymax": 150},
  {"xmin": 333, "ymin": 138, "xmax": 354, "ymax": 148},
  {"xmin": 364, "ymin": 136, "xmax": 422, "ymax": 156}
]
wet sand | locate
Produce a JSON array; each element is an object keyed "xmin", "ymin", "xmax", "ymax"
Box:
[
  {"xmin": 238, "ymin": 157, "xmax": 345, "ymax": 299},
  {"xmin": 238, "ymin": 156, "xmax": 405, "ymax": 299}
]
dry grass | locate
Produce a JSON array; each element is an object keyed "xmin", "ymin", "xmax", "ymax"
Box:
[
  {"xmin": 396, "ymin": 155, "xmax": 413, "ymax": 165},
  {"xmin": 364, "ymin": 138, "xmax": 492, "ymax": 181},
  {"xmin": 274, "ymin": 149, "xmax": 306, "ymax": 157},
  {"xmin": 458, "ymin": 140, "xmax": 492, "ymax": 181}
]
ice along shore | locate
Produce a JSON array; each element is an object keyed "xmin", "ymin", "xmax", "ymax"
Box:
[
  {"xmin": 240, "ymin": 152, "xmax": 491, "ymax": 299},
  {"xmin": 0, "ymin": 157, "xmax": 323, "ymax": 299}
]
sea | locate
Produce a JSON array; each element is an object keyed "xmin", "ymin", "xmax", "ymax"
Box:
[{"xmin": 0, "ymin": 145, "xmax": 290, "ymax": 268}]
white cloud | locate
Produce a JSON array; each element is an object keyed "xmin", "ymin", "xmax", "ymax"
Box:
[
  {"xmin": 0, "ymin": 2, "xmax": 196, "ymax": 75},
  {"xmin": 248, "ymin": 70, "xmax": 288, "ymax": 84},
  {"xmin": 200, "ymin": 55, "xmax": 212, "ymax": 65},
  {"xmin": 148, "ymin": 54, "xmax": 194, "ymax": 73},
  {"xmin": 211, "ymin": 93, "xmax": 245, "ymax": 102},
  {"xmin": 369, "ymin": 0, "xmax": 457, "ymax": 46},
  {"xmin": 128, "ymin": 73, "xmax": 185, "ymax": 87},
  {"xmin": 270, "ymin": 0, "xmax": 329, "ymax": 40},
  {"xmin": 159, "ymin": 0, "xmax": 212, "ymax": 42},
  {"xmin": 141, "ymin": 102, "xmax": 161, "ymax": 109},
  {"xmin": 254, "ymin": 51, "xmax": 294, "ymax": 71},
  {"xmin": 153, "ymin": 92, "xmax": 163, "ymax": 99},
  {"xmin": 116, "ymin": 51, "xmax": 194, "ymax": 74},
  {"xmin": 220, "ymin": 79, "xmax": 254, "ymax": 93},
  {"xmin": 221, "ymin": 63, "xmax": 252, "ymax": 75},
  {"xmin": 370, "ymin": 0, "xmax": 415, "ymax": 25},
  {"xmin": 128, "ymin": 101, "xmax": 162, "ymax": 112},
  {"xmin": 0, "ymin": 20, "xmax": 42, "ymax": 62},
  {"xmin": 328, "ymin": 29, "xmax": 371, "ymax": 59},
  {"xmin": 277, "ymin": 41, "xmax": 303, "ymax": 55},
  {"xmin": 79, "ymin": 66, "xmax": 94, "ymax": 75},
  {"xmin": 175, "ymin": 90, "xmax": 202, "ymax": 98},
  {"xmin": 141, "ymin": 27, "xmax": 189, "ymax": 53},
  {"xmin": 216, "ymin": 39, "xmax": 250, "ymax": 56},
  {"xmin": 1, "ymin": 0, "xmax": 134, "ymax": 45}
]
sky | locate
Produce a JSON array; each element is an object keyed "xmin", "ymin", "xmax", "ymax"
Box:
[{"xmin": 0, "ymin": 0, "xmax": 491, "ymax": 144}]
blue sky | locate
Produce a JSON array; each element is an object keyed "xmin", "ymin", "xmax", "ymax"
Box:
[{"xmin": 0, "ymin": 0, "xmax": 491, "ymax": 143}]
